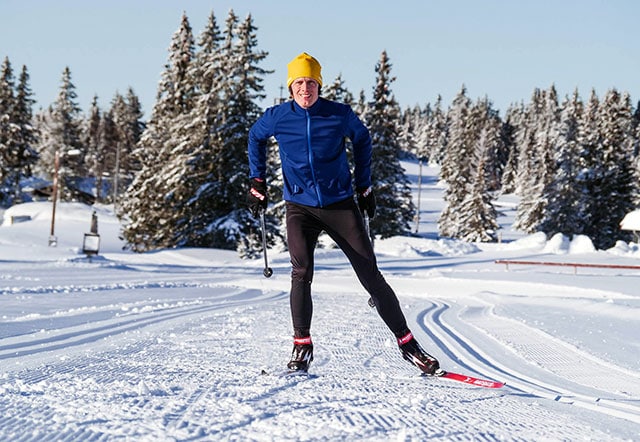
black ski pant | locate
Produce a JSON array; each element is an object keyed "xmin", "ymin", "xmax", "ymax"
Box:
[{"xmin": 285, "ymin": 198, "xmax": 408, "ymax": 338}]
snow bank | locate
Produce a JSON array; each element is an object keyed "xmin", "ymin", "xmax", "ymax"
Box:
[
  {"xmin": 375, "ymin": 236, "xmax": 480, "ymax": 257},
  {"xmin": 0, "ymin": 201, "xmax": 125, "ymax": 254},
  {"xmin": 543, "ymin": 233, "xmax": 571, "ymax": 254},
  {"xmin": 607, "ymin": 240, "xmax": 640, "ymax": 258},
  {"xmin": 500, "ymin": 231, "xmax": 603, "ymax": 256},
  {"xmin": 568, "ymin": 234, "xmax": 596, "ymax": 254},
  {"xmin": 502, "ymin": 231, "xmax": 548, "ymax": 251}
]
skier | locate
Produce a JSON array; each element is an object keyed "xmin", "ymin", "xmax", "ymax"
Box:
[{"xmin": 247, "ymin": 52, "xmax": 439, "ymax": 375}]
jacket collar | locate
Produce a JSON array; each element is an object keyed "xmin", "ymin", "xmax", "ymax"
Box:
[{"xmin": 291, "ymin": 97, "xmax": 323, "ymax": 114}]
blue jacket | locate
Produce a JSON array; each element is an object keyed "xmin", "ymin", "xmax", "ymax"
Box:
[{"xmin": 248, "ymin": 98, "xmax": 372, "ymax": 208}]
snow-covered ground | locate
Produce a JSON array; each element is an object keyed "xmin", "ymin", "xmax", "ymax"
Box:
[{"xmin": 1, "ymin": 161, "xmax": 639, "ymax": 441}]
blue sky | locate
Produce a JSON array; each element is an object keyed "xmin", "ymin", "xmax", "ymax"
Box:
[{"xmin": 1, "ymin": 0, "xmax": 638, "ymax": 117}]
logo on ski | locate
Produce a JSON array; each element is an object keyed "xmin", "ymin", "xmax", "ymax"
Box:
[{"xmin": 435, "ymin": 370, "xmax": 504, "ymax": 389}]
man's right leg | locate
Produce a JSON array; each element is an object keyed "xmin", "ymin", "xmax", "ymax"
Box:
[{"xmin": 285, "ymin": 203, "xmax": 322, "ymax": 371}]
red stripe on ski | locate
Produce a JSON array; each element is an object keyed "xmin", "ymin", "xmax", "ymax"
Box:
[{"xmin": 437, "ymin": 370, "xmax": 504, "ymax": 389}]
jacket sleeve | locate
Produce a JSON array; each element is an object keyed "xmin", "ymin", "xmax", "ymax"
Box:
[
  {"xmin": 248, "ymin": 109, "xmax": 274, "ymax": 180},
  {"xmin": 346, "ymin": 107, "xmax": 372, "ymax": 189}
]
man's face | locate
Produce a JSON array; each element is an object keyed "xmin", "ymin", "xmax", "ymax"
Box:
[{"xmin": 291, "ymin": 77, "xmax": 319, "ymax": 109}]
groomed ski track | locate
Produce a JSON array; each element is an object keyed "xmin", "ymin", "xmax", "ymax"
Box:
[
  {"xmin": 1, "ymin": 257, "xmax": 639, "ymax": 441},
  {"xmin": 416, "ymin": 299, "xmax": 640, "ymax": 425}
]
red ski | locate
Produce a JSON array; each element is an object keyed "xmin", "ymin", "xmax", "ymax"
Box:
[{"xmin": 435, "ymin": 370, "xmax": 504, "ymax": 389}]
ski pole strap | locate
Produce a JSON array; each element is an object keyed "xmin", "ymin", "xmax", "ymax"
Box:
[
  {"xmin": 293, "ymin": 336, "xmax": 312, "ymax": 345},
  {"xmin": 397, "ymin": 331, "xmax": 413, "ymax": 346}
]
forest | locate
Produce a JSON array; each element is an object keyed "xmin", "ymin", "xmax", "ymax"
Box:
[{"xmin": 1, "ymin": 9, "xmax": 639, "ymax": 256}]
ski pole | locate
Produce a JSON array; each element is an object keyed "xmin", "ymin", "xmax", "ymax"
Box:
[
  {"xmin": 260, "ymin": 209, "xmax": 273, "ymax": 278},
  {"xmin": 363, "ymin": 212, "xmax": 376, "ymax": 308}
]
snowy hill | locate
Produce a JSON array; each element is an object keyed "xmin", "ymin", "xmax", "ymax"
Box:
[{"xmin": 1, "ymin": 161, "xmax": 639, "ymax": 440}]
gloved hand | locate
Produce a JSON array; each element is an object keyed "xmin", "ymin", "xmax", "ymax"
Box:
[
  {"xmin": 248, "ymin": 178, "xmax": 268, "ymax": 217},
  {"xmin": 356, "ymin": 185, "xmax": 376, "ymax": 219}
]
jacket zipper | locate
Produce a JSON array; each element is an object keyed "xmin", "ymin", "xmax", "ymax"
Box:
[{"xmin": 305, "ymin": 110, "xmax": 323, "ymax": 206}]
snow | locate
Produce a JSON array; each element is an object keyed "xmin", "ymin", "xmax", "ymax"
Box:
[{"xmin": 1, "ymin": 160, "xmax": 640, "ymax": 441}]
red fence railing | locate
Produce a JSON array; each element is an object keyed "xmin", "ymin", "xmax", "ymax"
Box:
[{"xmin": 495, "ymin": 259, "xmax": 640, "ymax": 274}]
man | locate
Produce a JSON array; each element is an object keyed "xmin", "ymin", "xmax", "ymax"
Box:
[{"xmin": 247, "ymin": 52, "xmax": 439, "ymax": 375}]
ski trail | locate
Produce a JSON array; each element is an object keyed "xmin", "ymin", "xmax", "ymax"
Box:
[
  {"xmin": 0, "ymin": 287, "xmax": 633, "ymax": 440},
  {"xmin": 463, "ymin": 302, "xmax": 640, "ymax": 396},
  {"xmin": 412, "ymin": 296, "xmax": 640, "ymax": 425},
  {"xmin": 0, "ymin": 287, "xmax": 285, "ymax": 367}
]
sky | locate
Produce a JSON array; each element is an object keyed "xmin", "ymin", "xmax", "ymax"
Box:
[{"xmin": 1, "ymin": 0, "xmax": 639, "ymax": 118}]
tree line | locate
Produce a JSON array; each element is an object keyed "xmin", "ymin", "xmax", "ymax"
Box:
[
  {"xmin": 1, "ymin": 9, "xmax": 638, "ymax": 255},
  {"xmin": 0, "ymin": 58, "xmax": 144, "ymax": 206},
  {"xmin": 406, "ymin": 84, "xmax": 639, "ymax": 249}
]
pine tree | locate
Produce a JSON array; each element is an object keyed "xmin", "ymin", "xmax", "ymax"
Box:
[
  {"xmin": 119, "ymin": 12, "xmax": 196, "ymax": 251},
  {"xmin": 354, "ymin": 90, "xmax": 367, "ymax": 118},
  {"xmin": 364, "ymin": 50, "xmax": 415, "ymax": 238},
  {"xmin": 499, "ymin": 102, "xmax": 523, "ymax": 193},
  {"xmin": 632, "ymin": 101, "xmax": 640, "ymax": 207},
  {"xmin": 211, "ymin": 12, "xmax": 274, "ymax": 253},
  {"xmin": 398, "ymin": 105, "xmax": 420, "ymax": 158},
  {"xmin": 438, "ymin": 85, "xmax": 473, "ymax": 237},
  {"xmin": 632, "ymin": 100, "xmax": 640, "ymax": 158},
  {"xmin": 0, "ymin": 59, "xmax": 37, "ymax": 205},
  {"xmin": 575, "ymin": 89, "xmax": 601, "ymax": 233},
  {"xmin": 323, "ymin": 74, "xmax": 355, "ymax": 106},
  {"xmin": 110, "ymin": 89, "xmax": 144, "ymax": 206},
  {"xmin": 439, "ymin": 93, "xmax": 499, "ymax": 241},
  {"xmin": 8, "ymin": 65, "xmax": 38, "ymax": 203},
  {"xmin": 218, "ymin": 12, "xmax": 268, "ymax": 207},
  {"xmin": 0, "ymin": 57, "xmax": 16, "ymax": 206},
  {"xmin": 83, "ymin": 96, "xmax": 103, "ymax": 198},
  {"xmin": 539, "ymin": 89, "xmax": 584, "ymax": 236},
  {"xmin": 425, "ymin": 95, "xmax": 448, "ymax": 165},
  {"xmin": 480, "ymin": 98, "xmax": 509, "ymax": 192},
  {"xmin": 34, "ymin": 67, "xmax": 84, "ymax": 201},
  {"xmin": 411, "ymin": 103, "xmax": 430, "ymax": 161},
  {"xmin": 513, "ymin": 86, "xmax": 560, "ymax": 233},
  {"xmin": 179, "ymin": 9, "xmax": 231, "ymax": 244},
  {"xmin": 511, "ymin": 96, "xmax": 537, "ymax": 198},
  {"xmin": 170, "ymin": 10, "xmax": 275, "ymax": 253},
  {"xmin": 96, "ymin": 109, "xmax": 120, "ymax": 201},
  {"xmin": 161, "ymin": 9, "xmax": 231, "ymax": 249},
  {"xmin": 583, "ymin": 89, "xmax": 635, "ymax": 248},
  {"xmin": 456, "ymin": 156, "xmax": 499, "ymax": 242},
  {"xmin": 120, "ymin": 10, "xmax": 273, "ymax": 254}
]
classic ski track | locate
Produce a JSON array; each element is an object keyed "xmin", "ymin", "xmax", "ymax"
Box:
[
  {"xmin": 243, "ymin": 295, "xmax": 613, "ymax": 441},
  {"xmin": 1, "ymin": 287, "xmax": 290, "ymax": 441},
  {"xmin": 0, "ymin": 275, "xmax": 223, "ymax": 296},
  {"xmin": 417, "ymin": 299, "xmax": 640, "ymax": 424},
  {"xmin": 0, "ymin": 287, "xmax": 286, "ymax": 364},
  {"xmin": 0, "ymin": 287, "xmax": 631, "ymax": 440},
  {"xmin": 462, "ymin": 301, "xmax": 640, "ymax": 394}
]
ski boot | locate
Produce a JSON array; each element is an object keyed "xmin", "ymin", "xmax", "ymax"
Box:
[
  {"xmin": 287, "ymin": 336, "xmax": 313, "ymax": 372},
  {"xmin": 398, "ymin": 331, "xmax": 440, "ymax": 375}
]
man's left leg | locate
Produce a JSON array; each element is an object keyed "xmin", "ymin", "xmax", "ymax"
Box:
[{"xmin": 320, "ymin": 199, "xmax": 440, "ymax": 374}]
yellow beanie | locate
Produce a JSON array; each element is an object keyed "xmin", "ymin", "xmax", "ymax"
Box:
[{"xmin": 287, "ymin": 52, "xmax": 323, "ymax": 88}]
